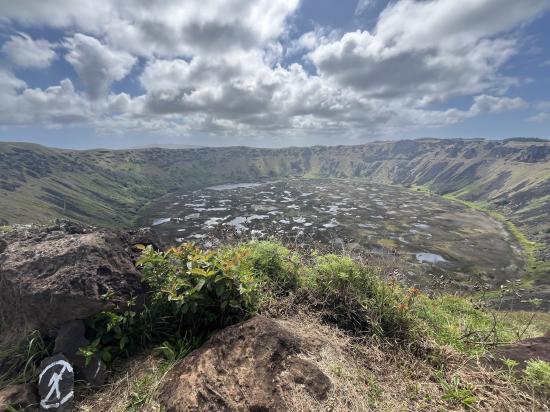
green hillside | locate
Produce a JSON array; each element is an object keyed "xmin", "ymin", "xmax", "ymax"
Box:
[{"xmin": 1, "ymin": 138, "xmax": 549, "ymax": 249}]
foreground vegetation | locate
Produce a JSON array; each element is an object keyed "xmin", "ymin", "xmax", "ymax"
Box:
[{"xmin": 2, "ymin": 240, "xmax": 550, "ymax": 410}]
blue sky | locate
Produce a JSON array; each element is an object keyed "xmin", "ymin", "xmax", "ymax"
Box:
[{"xmin": 0, "ymin": 0, "xmax": 549, "ymax": 149}]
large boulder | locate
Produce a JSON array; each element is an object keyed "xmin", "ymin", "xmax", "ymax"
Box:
[
  {"xmin": 159, "ymin": 316, "xmax": 332, "ymax": 412},
  {"xmin": 0, "ymin": 221, "xmax": 148, "ymax": 344}
]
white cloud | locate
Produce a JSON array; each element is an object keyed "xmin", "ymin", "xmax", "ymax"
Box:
[
  {"xmin": 0, "ymin": 0, "xmax": 300, "ymax": 58},
  {"xmin": 527, "ymin": 101, "xmax": 550, "ymax": 123},
  {"xmin": 470, "ymin": 95, "xmax": 527, "ymax": 115},
  {"xmin": 286, "ymin": 31, "xmax": 321, "ymax": 57},
  {"xmin": 0, "ymin": 68, "xmax": 26, "ymax": 94},
  {"xmin": 1, "ymin": 33, "xmax": 57, "ymax": 68},
  {"xmin": 0, "ymin": 71, "xmax": 93, "ymax": 125},
  {"xmin": 0, "ymin": 1, "xmax": 116, "ymax": 33},
  {"xmin": 310, "ymin": 0, "xmax": 550, "ymax": 104},
  {"xmin": 64, "ymin": 34, "xmax": 136, "ymax": 100}
]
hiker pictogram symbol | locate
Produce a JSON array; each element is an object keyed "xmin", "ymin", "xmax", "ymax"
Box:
[{"xmin": 38, "ymin": 354, "xmax": 74, "ymax": 411}]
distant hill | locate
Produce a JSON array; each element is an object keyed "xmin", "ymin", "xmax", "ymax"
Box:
[
  {"xmin": 130, "ymin": 143, "xmax": 204, "ymax": 150},
  {"xmin": 0, "ymin": 138, "xmax": 549, "ymax": 255}
]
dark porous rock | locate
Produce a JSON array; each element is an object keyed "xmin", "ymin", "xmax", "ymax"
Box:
[
  {"xmin": 53, "ymin": 320, "xmax": 88, "ymax": 356},
  {"xmin": 0, "ymin": 221, "xmax": 147, "ymax": 344},
  {"xmin": 0, "ymin": 383, "xmax": 39, "ymax": 412},
  {"xmin": 74, "ymin": 353, "xmax": 106, "ymax": 388},
  {"xmin": 158, "ymin": 316, "xmax": 332, "ymax": 412},
  {"xmin": 38, "ymin": 354, "xmax": 74, "ymax": 412},
  {"xmin": 53, "ymin": 320, "xmax": 106, "ymax": 387}
]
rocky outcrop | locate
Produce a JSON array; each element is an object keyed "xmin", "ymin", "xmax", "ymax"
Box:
[
  {"xmin": 0, "ymin": 383, "xmax": 38, "ymax": 412},
  {"xmin": 159, "ymin": 316, "xmax": 332, "ymax": 412},
  {"xmin": 0, "ymin": 221, "xmax": 151, "ymax": 344}
]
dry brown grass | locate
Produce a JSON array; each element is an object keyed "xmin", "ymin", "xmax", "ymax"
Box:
[
  {"xmin": 74, "ymin": 353, "xmax": 167, "ymax": 412},
  {"xmin": 279, "ymin": 312, "xmax": 549, "ymax": 412}
]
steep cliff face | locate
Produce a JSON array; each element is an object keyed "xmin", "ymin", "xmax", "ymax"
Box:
[{"xmin": 0, "ymin": 139, "xmax": 549, "ymax": 246}]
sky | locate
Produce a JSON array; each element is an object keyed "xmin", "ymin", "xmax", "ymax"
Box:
[{"xmin": 0, "ymin": 0, "xmax": 550, "ymax": 149}]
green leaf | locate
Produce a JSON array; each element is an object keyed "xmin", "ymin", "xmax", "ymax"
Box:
[{"xmin": 194, "ymin": 278, "xmax": 206, "ymax": 292}]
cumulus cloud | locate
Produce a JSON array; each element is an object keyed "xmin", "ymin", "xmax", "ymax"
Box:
[
  {"xmin": 0, "ymin": 70, "xmax": 93, "ymax": 125},
  {"xmin": 0, "ymin": 69, "xmax": 26, "ymax": 94},
  {"xmin": 470, "ymin": 95, "xmax": 527, "ymax": 115},
  {"xmin": 1, "ymin": 0, "xmax": 299, "ymax": 58},
  {"xmin": 310, "ymin": 0, "xmax": 550, "ymax": 104},
  {"xmin": 64, "ymin": 34, "xmax": 136, "ymax": 100},
  {"xmin": 1, "ymin": 33, "xmax": 57, "ymax": 68}
]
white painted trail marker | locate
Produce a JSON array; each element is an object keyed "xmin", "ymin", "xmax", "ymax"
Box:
[{"xmin": 38, "ymin": 354, "xmax": 74, "ymax": 411}]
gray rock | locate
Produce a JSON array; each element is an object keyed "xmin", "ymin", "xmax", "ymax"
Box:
[
  {"xmin": 74, "ymin": 355, "xmax": 106, "ymax": 388},
  {"xmin": 0, "ymin": 383, "xmax": 38, "ymax": 412},
  {"xmin": 38, "ymin": 354, "xmax": 74, "ymax": 412},
  {"xmin": 53, "ymin": 320, "xmax": 106, "ymax": 387},
  {"xmin": 0, "ymin": 222, "xmax": 147, "ymax": 344},
  {"xmin": 53, "ymin": 320, "xmax": 88, "ymax": 356}
]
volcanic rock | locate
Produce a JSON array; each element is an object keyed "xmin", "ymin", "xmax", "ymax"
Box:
[
  {"xmin": 159, "ymin": 316, "xmax": 332, "ymax": 412},
  {"xmin": 0, "ymin": 221, "xmax": 147, "ymax": 344}
]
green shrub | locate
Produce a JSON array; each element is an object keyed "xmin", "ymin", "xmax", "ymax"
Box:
[
  {"xmin": 237, "ymin": 241, "xmax": 301, "ymax": 292},
  {"xmin": 81, "ymin": 243, "xmax": 259, "ymax": 364},
  {"xmin": 305, "ymin": 254, "xmax": 414, "ymax": 341},
  {"xmin": 523, "ymin": 359, "xmax": 550, "ymax": 395},
  {"xmin": 81, "ymin": 308, "xmax": 142, "ymax": 363},
  {"xmin": 138, "ymin": 243, "xmax": 259, "ymax": 331}
]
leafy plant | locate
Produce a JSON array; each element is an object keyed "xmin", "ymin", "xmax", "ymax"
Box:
[
  {"xmin": 154, "ymin": 334, "xmax": 202, "ymax": 362},
  {"xmin": 523, "ymin": 359, "xmax": 550, "ymax": 395},
  {"xmin": 137, "ymin": 243, "xmax": 259, "ymax": 331},
  {"xmin": 80, "ymin": 243, "xmax": 259, "ymax": 364},
  {"xmin": 81, "ymin": 309, "xmax": 141, "ymax": 364}
]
